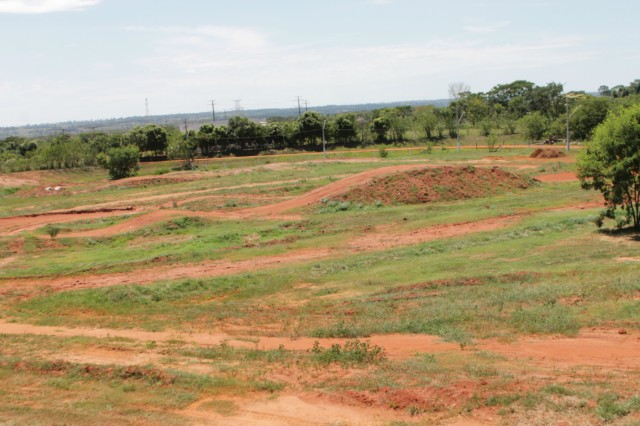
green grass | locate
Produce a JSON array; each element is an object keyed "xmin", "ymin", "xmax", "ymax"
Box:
[
  {"xmin": 2, "ymin": 146, "xmax": 636, "ymax": 426},
  {"xmin": 13, "ymin": 207, "xmax": 638, "ymax": 340}
]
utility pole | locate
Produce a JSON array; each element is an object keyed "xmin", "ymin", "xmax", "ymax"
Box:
[
  {"xmin": 304, "ymin": 99, "xmax": 308, "ymax": 112},
  {"xmin": 565, "ymin": 97, "xmax": 570, "ymax": 151},
  {"xmin": 296, "ymin": 96, "xmax": 302, "ymax": 117},
  {"xmin": 145, "ymin": 98, "xmax": 149, "ymax": 121},
  {"xmin": 211, "ymin": 100, "xmax": 216, "ymax": 124},
  {"xmin": 322, "ymin": 120, "xmax": 327, "ymax": 159},
  {"xmin": 565, "ymin": 95, "xmax": 582, "ymax": 152},
  {"xmin": 456, "ymin": 112, "xmax": 465, "ymax": 152},
  {"xmin": 183, "ymin": 119, "xmax": 188, "ymax": 136}
]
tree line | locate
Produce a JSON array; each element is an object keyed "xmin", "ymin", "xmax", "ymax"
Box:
[{"xmin": 2, "ymin": 78, "xmax": 639, "ymax": 176}]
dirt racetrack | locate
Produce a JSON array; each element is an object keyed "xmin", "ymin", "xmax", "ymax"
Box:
[
  {"xmin": 1, "ymin": 321, "xmax": 637, "ymax": 369},
  {"xmin": 2, "ymin": 153, "xmax": 627, "ymax": 426}
]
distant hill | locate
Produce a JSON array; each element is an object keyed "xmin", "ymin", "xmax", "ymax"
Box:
[{"xmin": 0, "ymin": 99, "xmax": 449, "ymax": 139}]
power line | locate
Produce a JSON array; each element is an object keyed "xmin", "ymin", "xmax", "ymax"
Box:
[{"xmin": 233, "ymin": 99, "xmax": 243, "ymax": 115}]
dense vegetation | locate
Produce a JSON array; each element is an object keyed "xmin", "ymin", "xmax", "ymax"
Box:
[
  {"xmin": 578, "ymin": 104, "xmax": 640, "ymax": 229},
  {"xmin": 1, "ymin": 78, "xmax": 639, "ymax": 174}
]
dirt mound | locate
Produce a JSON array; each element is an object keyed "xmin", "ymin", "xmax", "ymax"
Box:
[
  {"xmin": 337, "ymin": 166, "xmax": 533, "ymax": 205},
  {"xmin": 530, "ymin": 148, "xmax": 567, "ymax": 159}
]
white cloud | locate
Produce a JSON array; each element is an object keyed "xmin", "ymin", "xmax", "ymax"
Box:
[
  {"xmin": 123, "ymin": 27, "xmax": 593, "ymax": 112},
  {"xmin": 0, "ymin": 0, "xmax": 100, "ymax": 14},
  {"xmin": 125, "ymin": 25, "xmax": 268, "ymax": 51}
]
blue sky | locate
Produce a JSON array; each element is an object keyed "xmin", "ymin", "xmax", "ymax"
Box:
[{"xmin": 0, "ymin": 0, "xmax": 638, "ymax": 126}]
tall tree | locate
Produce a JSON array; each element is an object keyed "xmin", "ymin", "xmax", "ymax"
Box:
[
  {"xmin": 578, "ymin": 105, "xmax": 640, "ymax": 229},
  {"xmin": 297, "ymin": 111, "xmax": 324, "ymax": 145}
]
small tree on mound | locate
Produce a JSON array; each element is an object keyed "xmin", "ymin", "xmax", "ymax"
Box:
[
  {"xmin": 97, "ymin": 145, "xmax": 140, "ymax": 180},
  {"xmin": 45, "ymin": 224, "xmax": 61, "ymax": 239},
  {"xmin": 577, "ymin": 105, "xmax": 640, "ymax": 229},
  {"xmin": 168, "ymin": 134, "xmax": 197, "ymax": 170}
]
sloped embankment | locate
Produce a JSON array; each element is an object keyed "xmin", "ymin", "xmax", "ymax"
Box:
[{"xmin": 337, "ymin": 166, "xmax": 534, "ymax": 205}]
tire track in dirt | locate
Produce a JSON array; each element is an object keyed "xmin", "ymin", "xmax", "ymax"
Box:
[
  {"xmin": 534, "ymin": 171, "xmax": 578, "ymax": 183},
  {"xmin": 2, "ymin": 164, "xmax": 570, "ymax": 237},
  {"xmin": 0, "ymin": 209, "xmax": 141, "ymax": 236},
  {"xmin": 0, "ymin": 200, "xmax": 601, "ymax": 296},
  {"xmin": 70, "ymin": 165, "xmax": 427, "ymax": 235},
  {"xmin": 0, "ymin": 216, "xmax": 517, "ymax": 296},
  {"xmin": 57, "ymin": 176, "xmax": 341, "ymax": 213},
  {"xmin": 1, "ymin": 321, "xmax": 637, "ymax": 369},
  {"xmin": 0, "ymin": 165, "xmax": 412, "ymax": 237}
]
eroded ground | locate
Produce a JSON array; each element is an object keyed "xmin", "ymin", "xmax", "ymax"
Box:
[{"xmin": 0, "ymin": 148, "xmax": 638, "ymax": 425}]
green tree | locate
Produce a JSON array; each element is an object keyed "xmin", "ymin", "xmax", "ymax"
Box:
[
  {"xmin": 195, "ymin": 124, "xmax": 218, "ymax": 156},
  {"xmin": 416, "ymin": 106, "xmax": 439, "ymax": 140},
  {"xmin": 519, "ymin": 112, "xmax": 548, "ymax": 142},
  {"xmin": 577, "ymin": 105, "xmax": 640, "ymax": 229},
  {"xmin": 126, "ymin": 125, "xmax": 168, "ymax": 156},
  {"xmin": 168, "ymin": 132, "xmax": 197, "ymax": 169},
  {"xmin": 98, "ymin": 145, "xmax": 140, "ymax": 180},
  {"xmin": 571, "ymin": 96, "xmax": 611, "ymax": 140},
  {"xmin": 371, "ymin": 115, "xmax": 391, "ymax": 143},
  {"xmin": 227, "ymin": 116, "xmax": 263, "ymax": 151},
  {"xmin": 37, "ymin": 135, "xmax": 92, "ymax": 169},
  {"xmin": 332, "ymin": 113, "xmax": 357, "ymax": 144},
  {"xmin": 297, "ymin": 111, "xmax": 324, "ymax": 146}
]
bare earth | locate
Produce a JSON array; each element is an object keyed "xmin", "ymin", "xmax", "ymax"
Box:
[{"xmin": 0, "ymin": 156, "xmax": 623, "ymax": 425}]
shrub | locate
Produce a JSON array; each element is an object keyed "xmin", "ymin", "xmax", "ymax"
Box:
[
  {"xmin": 311, "ymin": 339, "xmax": 386, "ymax": 366},
  {"xmin": 487, "ymin": 135, "xmax": 498, "ymax": 152},
  {"xmin": 45, "ymin": 224, "xmax": 61, "ymax": 239},
  {"xmin": 98, "ymin": 145, "xmax": 140, "ymax": 180},
  {"xmin": 378, "ymin": 148, "xmax": 389, "ymax": 158},
  {"xmin": 480, "ymin": 119, "xmax": 492, "ymax": 136}
]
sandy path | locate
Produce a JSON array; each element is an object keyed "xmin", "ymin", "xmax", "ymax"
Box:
[
  {"xmin": 0, "ymin": 209, "xmax": 140, "ymax": 236},
  {"xmin": 534, "ymin": 171, "xmax": 578, "ymax": 183},
  {"xmin": 61, "ymin": 176, "xmax": 339, "ymax": 213},
  {"xmin": 0, "ymin": 175, "xmax": 39, "ymax": 187},
  {"xmin": 1, "ymin": 322, "xmax": 637, "ymax": 369}
]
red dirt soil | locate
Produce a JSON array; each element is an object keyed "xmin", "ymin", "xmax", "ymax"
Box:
[
  {"xmin": 0, "ymin": 166, "xmax": 421, "ymax": 237},
  {"xmin": 0, "ymin": 199, "xmax": 602, "ymax": 296},
  {"xmin": 338, "ymin": 166, "xmax": 533, "ymax": 205},
  {"xmin": 1, "ymin": 321, "xmax": 638, "ymax": 369},
  {"xmin": 530, "ymin": 148, "xmax": 567, "ymax": 159},
  {"xmin": 0, "ymin": 175, "xmax": 39, "ymax": 187},
  {"xmin": 534, "ymin": 172, "xmax": 578, "ymax": 183},
  {"xmin": 0, "ymin": 216, "xmax": 519, "ymax": 296},
  {"xmin": 0, "ymin": 209, "xmax": 140, "ymax": 236}
]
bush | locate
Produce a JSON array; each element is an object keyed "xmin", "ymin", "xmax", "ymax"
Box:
[
  {"xmin": 480, "ymin": 119, "xmax": 492, "ymax": 136},
  {"xmin": 487, "ymin": 135, "xmax": 498, "ymax": 152},
  {"xmin": 311, "ymin": 339, "xmax": 386, "ymax": 366},
  {"xmin": 45, "ymin": 224, "xmax": 61, "ymax": 239},
  {"xmin": 98, "ymin": 145, "xmax": 140, "ymax": 180},
  {"xmin": 378, "ymin": 148, "xmax": 388, "ymax": 158}
]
